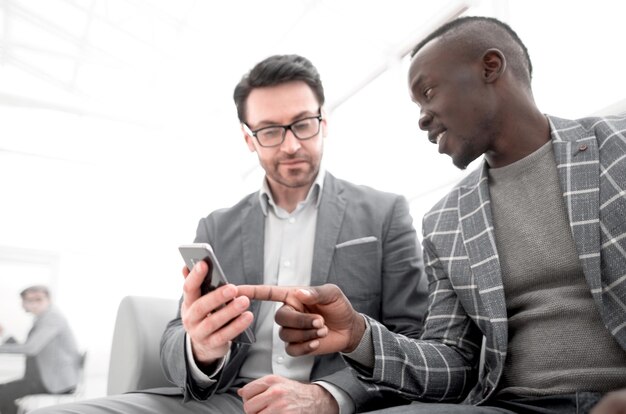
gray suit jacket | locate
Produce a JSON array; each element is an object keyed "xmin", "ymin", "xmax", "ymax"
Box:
[
  {"xmin": 351, "ymin": 115, "xmax": 626, "ymax": 405},
  {"xmin": 160, "ymin": 172, "xmax": 427, "ymax": 411},
  {"xmin": 0, "ymin": 307, "xmax": 80, "ymax": 393}
]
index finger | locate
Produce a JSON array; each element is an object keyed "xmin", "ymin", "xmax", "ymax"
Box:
[
  {"xmin": 236, "ymin": 285, "xmax": 305, "ymax": 310},
  {"xmin": 236, "ymin": 285, "xmax": 292, "ymax": 302}
]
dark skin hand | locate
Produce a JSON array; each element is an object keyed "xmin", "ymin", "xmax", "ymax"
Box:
[
  {"xmin": 236, "ymin": 284, "xmax": 366, "ymax": 356},
  {"xmin": 591, "ymin": 389, "xmax": 626, "ymax": 414}
]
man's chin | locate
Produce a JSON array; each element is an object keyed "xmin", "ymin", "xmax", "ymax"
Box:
[
  {"xmin": 451, "ymin": 152, "xmax": 477, "ymax": 171},
  {"xmin": 280, "ymin": 177, "xmax": 314, "ymax": 189},
  {"xmin": 274, "ymin": 170, "xmax": 317, "ymax": 188},
  {"xmin": 453, "ymin": 160, "xmax": 468, "ymax": 171}
]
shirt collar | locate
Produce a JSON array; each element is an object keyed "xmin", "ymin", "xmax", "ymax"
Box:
[{"xmin": 259, "ymin": 167, "xmax": 325, "ymax": 216}]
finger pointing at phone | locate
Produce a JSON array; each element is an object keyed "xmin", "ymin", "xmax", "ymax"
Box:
[{"xmin": 236, "ymin": 283, "xmax": 366, "ymax": 357}]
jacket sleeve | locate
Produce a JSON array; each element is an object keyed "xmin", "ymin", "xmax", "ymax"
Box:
[
  {"xmin": 348, "ymin": 237, "xmax": 482, "ymax": 403},
  {"xmin": 0, "ymin": 312, "xmax": 62, "ymax": 356},
  {"xmin": 160, "ymin": 297, "xmax": 234, "ymax": 401}
]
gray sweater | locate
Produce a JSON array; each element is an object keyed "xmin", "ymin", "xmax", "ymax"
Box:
[{"xmin": 488, "ymin": 141, "xmax": 626, "ymax": 396}]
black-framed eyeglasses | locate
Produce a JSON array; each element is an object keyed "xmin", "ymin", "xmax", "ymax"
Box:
[{"xmin": 242, "ymin": 113, "xmax": 323, "ymax": 148}]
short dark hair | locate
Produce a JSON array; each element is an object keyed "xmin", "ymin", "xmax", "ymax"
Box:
[
  {"xmin": 233, "ymin": 54, "xmax": 325, "ymax": 123},
  {"xmin": 411, "ymin": 16, "xmax": 533, "ymax": 85},
  {"xmin": 20, "ymin": 285, "xmax": 50, "ymax": 299}
]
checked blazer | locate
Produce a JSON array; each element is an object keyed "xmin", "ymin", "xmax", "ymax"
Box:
[{"xmin": 356, "ymin": 115, "xmax": 626, "ymax": 405}]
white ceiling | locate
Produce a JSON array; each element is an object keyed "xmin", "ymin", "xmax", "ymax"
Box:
[
  {"xmin": 0, "ymin": 0, "xmax": 466, "ymax": 119},
  {"xmin": 1, "ymin": 0, "xmax": 625, "ymax": 233}
]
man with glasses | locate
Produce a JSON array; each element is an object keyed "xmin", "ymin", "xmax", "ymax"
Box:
[
  {"xmin": 0, "ymin": 286, "xmax": 81, "ymax": 414},
  {"xmin": 36, "ymin": 54, "xmax": 427, "ymax": 414},
  {"xmin": 162, "ymin": 53, "xmax": 428, "ymax": 414}
]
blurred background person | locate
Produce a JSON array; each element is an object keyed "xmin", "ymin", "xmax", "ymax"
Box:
[{"xmin": 0, "ymin": 286, "xmax": 81, "ymax": 414}]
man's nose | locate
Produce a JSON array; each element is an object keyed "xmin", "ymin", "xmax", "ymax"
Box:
[
  {"xmin": 418, "ymin": 110, "xmax": 433, "ymax": 131},
  {"xmin": 280, "ymin": 129, "xmax": 301, "ymax": 153}
]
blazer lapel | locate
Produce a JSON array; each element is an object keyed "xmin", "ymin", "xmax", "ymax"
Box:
[
  {"xmin": 458, "ymin": 165, "xmax": 508, "ymax": 347},
  {"xmin": 548, "ymin": 116, "xmax": 603, "ymax": 296},
  {"xmin": 241, "ymin": 195, "xmax": 265, "ymax": 319},
  {"xmin": 311, "ymin": 174, "xmax": 346, "ymax": 286}
]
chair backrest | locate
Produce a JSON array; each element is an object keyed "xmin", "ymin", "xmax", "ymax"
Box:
[{"xmin": 106, "ymin": 295, "xmax": 179, "ymax": 395}]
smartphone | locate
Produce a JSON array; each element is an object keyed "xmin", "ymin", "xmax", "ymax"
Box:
[{"xmin": 178, "ymin": 243, "xmax": 255, "ymax": 344}]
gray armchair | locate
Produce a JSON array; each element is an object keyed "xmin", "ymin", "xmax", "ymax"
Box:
[{"xmin": 106, "ymin": 296, "xmax": 178, "ymax": 395}]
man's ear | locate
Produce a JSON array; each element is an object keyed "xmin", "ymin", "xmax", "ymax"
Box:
[
  {"xmin": 241, "ymin": 125, "xmax": 257, "ymax": 152},
  {"xmin": 482, "ymin": 48, "xmax": 506, "ymax": 83},
  {"xmin": 320, "ymin": 107, "xmax": 329, "ymax": 138}
]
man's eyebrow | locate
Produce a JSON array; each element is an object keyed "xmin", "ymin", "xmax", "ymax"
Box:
[
  {"xmin": 252, "ymin": 110, "xmax": 319, "ymax": 129},
  {"xmin": 410, "ymin": 74, "xmax": 425, "ymax": 94},
  {"xmin": 409, "ymin": 75, "xmax": 425, "ymax": 106}
]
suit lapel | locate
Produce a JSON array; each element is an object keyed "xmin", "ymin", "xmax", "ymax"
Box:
[
  {"xmin": 311, "ymin": 174, "xmax": 346, "ymax": 286},
  {"xmin": 549, "ymin": 116, "xmax": 603, "ymax": 295},
  {"xmin": 241, "ymin": 195, "xmax": 265, "ymax": 318},
  {"xmin": 458, "ymin": 165, "xmax": 508, "ymax": 347}
]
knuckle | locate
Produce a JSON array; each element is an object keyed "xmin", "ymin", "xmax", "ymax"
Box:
[
  {"xmin": 206, "ymin": 331, "xmax": 226, "ymax": 348},
  {"xmin": 266, "ymin": 374, "xmax": 280, "ymax": 383},
  {"xmin": 202, "ymin": 314, "xmax": 218, "ymax": 333},
  {"xmin": 182, "ymin": 282, "xmax": 195, "ymax": 295},
  {"xmin": 297, "ymin": 318, "xmax": 312, "ymax": 329},
  {"xmin": 183, "ymin": 279, "xmax": 198, "ymax": 299},
  {"xmin": 191, "ymin": 304, "xmax": 206, "ymax": 320},
  {"xmin": 267, "ymin": 387, "xmax": 283, "ymax": 399},
  {"xmin": 285, "ymin": 344, "xmax": 302, "ymax": 357}
]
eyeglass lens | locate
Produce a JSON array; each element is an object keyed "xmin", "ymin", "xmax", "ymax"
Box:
[{"xmin": 256, "ymin": 117, "xmax": 320, "ymax": 147}]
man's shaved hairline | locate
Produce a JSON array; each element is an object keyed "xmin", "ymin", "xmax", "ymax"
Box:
[{"xmin": 411, "ymin": 17, "xmax": 533, "ymax": 87}]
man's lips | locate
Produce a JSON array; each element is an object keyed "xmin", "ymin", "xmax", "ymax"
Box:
[
  {"xmin": 279, "ymin": 158, "xmax": 308, "ymax": 166},
  {"xmin": 428, "ymin": 130, "xmax": 447, "ymax": 145}
]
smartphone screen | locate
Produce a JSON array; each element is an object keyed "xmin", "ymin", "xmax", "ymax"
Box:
[{"xmin": 178, "ymin": 243, "xmax": 255, "ymax": 344}]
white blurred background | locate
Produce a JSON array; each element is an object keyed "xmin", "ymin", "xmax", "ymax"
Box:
[{"xmin": 1, "ymin": 0, "xmax": 625, "ymax": 397}]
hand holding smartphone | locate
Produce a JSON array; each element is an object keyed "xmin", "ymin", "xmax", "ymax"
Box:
[{"xmin": 178, "ymin": 243, "xmax": 255, "ymax": 344}]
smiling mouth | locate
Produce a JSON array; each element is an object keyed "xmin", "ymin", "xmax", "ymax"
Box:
[
  {"xmin": 436, "ymin": 131, "xmax": 446, "ymax": 145},
  {"xmin": 429, "ymin": 130, "xmax": 446, "ymax": 145}
]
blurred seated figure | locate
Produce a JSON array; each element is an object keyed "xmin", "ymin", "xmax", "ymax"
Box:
[{"xmin": 0, "ymin": 286, "xmax": 81, "ymax": 414}]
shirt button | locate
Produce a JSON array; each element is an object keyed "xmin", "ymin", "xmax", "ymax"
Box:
[
  {"xmin": 284, "ymin": 260, "xmax": 291, "ymax": 267},
  {"xmin": 288, "ymin": 217, "xmax": 296, "ymax": 224},
  {"xmin": 578, "ymin": 144, "xmax": 588, "ymax": 151},
  {"xmin": 276, "ymin": 356, "xmax": 284, "ymax": 364}
]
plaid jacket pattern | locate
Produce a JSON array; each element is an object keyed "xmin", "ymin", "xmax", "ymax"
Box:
[{"xmin": 357, "ymin": 115, "xmax": 626, "ymax": 405}]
